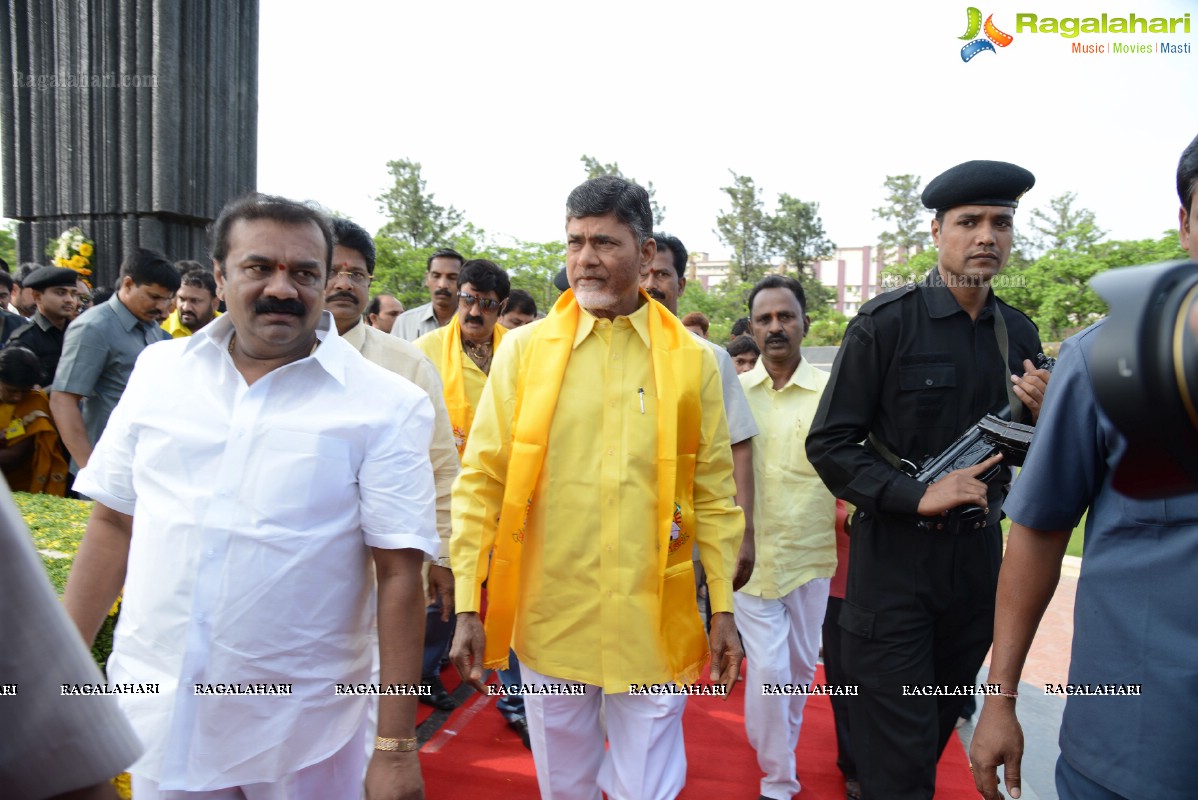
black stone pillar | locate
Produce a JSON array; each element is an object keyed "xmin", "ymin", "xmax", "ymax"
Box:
[{"xmin": 2, "ymin": 0, "xmax": 258, "ymax": 287}]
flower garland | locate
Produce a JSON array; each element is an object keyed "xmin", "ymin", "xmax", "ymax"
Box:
[{"xmin": 45, "ymin": 226, "xmax": 95, "ymax": 287}]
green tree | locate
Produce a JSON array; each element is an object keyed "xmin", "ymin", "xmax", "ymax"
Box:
[
  {"xmin": 371, "ymin": 225, "xmax": 482, "ymax": 309},
  {"xmin": 880, "ymin": 246, "xmax": 938, "ymax": 289},
  {"xmin": 806, "ymin": 310, "xmax": 850, "ymax": 346},
  {"xmin": 1002, "ymin": 231, "xmax": 1186, "ymax": 339},
  {"xmin": 375, "ymin": 159, "xmax": 465, "ymax": 247},
  {"xmin": 579, "ymin": 155, "xmax": 665, "ymax": 226},
  {"xmin": 768, "ymin": 194, "xmax": 837, "ymax": 317},
  {"xmin": 1026, "ymin": 191, "xmax": 1105, "ymax": 256},
  {"xmin": 873, "ymin": 174, "xmax": 931, "ymax": 270},
  {"xmin": 715, "ymin": 171, "xmax": 772, "ymax": 283},
  {"xmin": 491, "ymin": 239, "xmax": 567, "ymax": 314},
  {"xmin": 679, "ymin": 278, "xmax": 752, "ymax": 344},
  {"xmin": 0, "ymin": 219, "xmax": 16, "ymax": 268}
]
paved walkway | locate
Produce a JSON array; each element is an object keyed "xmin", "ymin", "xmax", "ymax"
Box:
[{"xmin": 957, "ymin": 558, "xmax": 1079, "ymax": 800}]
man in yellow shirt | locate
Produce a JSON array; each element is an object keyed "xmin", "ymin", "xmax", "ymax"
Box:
[
  {"xmin": 414, "ymin": 259, "xmax": 510, "ymax": 457},
  {"xmin": 450, "ymin": 176, "xmax": 745, "ymax": 800},
  {"xmin": 737, "ymin": 275, "xmax": 837, "ymax": 800},
  {"xmin": 160, "ymin": 268, "xmax": 220, "ymax": 337}
]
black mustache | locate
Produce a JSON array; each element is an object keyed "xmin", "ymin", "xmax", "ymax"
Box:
[
  {"xmin": 434, "ymin": 289, "xmax": 454, "ymax": 298},
  {"xmin": 766, "ymin": 333, "xmax": 789, "ymax": 345},
  {"xmin": 327, "ymin": 292, "xmax": 358, "ymax": 304},
  {"xmin": 464, "ymin": 314, "xmax": 484, "ymax": 326},
  {"xmin": 646, "ymin": 289, "xmax": 666, "ymax": 301},
  {"xmin": 254, "ymin": 297, "xmax": 306, "ymax": 316}
]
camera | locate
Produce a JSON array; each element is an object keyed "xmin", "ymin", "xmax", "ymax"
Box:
[{"xmin": 1090, "ymin": 261, "xmax": 1198, "ymax": 498}]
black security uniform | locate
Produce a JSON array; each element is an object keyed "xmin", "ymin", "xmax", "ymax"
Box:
[
  {"xmin": 6, "ymin": 311, "xmax": 67, "ymax": 386},
  {"xmin": 806, "ymin": 268, "xmax": 1041, "ymax": 799}
]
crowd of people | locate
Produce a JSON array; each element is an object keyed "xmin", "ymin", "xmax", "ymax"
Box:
[{"xmin": 2, "ymin": 130, "xmax": 1197, "ymax": 800}]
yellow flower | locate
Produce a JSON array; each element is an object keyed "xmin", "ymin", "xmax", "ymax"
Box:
[
  {"xmin": 55, "ymin": 258, "xmax": 68, "ymax": 267},
  {"xmin": 69, "ymin": 255, "xmax": 85, "ymax": 269},
  {"xmin": 79, "ymin": 242, "xmax": 94, "ymax": 257},
  {"xmin": 78, "ymin": 256, "xmax": 90, "ymax": 267}
]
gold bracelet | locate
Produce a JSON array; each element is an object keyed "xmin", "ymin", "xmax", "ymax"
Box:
[{"xmin": 375, "ymin": 736, "xmax": 418, "ymax": 752}]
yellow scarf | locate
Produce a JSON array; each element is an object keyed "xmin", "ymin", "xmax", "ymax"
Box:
[
  {"xmin": 441, "ymin": 315, "xmax": 506, "ymax": 456},
  {"xmin": 483, "ymin": 289, "xmax": 707, "ymax": 681}
]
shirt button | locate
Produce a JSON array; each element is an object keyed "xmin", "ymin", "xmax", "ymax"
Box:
[
  {"xmin": 217, "ymin": 489, "xmax": 229, "ymax": 497},
  {"xmin": 605, "ymin": 544, "xmax": 613, "ymax": 552},
  {"xmin": 196, "ymin": 613, "xmax": 206, "ymax": 623},
  {"xmin": 206, "ymin": 549, "xmax": 215, "ymax": 558},
  {"xmin": 607, "ymin": 448, "xmax": 614, "ymax": 456},
  {"xmin": 606, "ymin": 590, "xmax": 613, "ymax": 599},
  {"xmin": 925, "ymin": 379, "xmax": 933, "ymax": 386}
]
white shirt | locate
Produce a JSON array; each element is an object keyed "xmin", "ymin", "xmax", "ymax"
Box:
[{"xmin": 74, "ymin": 312, "xmax": 439, "ymax": 790}]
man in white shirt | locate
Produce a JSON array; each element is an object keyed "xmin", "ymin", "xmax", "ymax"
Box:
[{"xmin": 62, "ymin": 194, "xmax": 438, "ymax": 800}]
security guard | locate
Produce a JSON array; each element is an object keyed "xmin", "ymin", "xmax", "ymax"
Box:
[
  {"xmin": 806, "ymin": 160, "xmax": 1050, "ymax": 800},
  {"xmin": 5, "ymin": 266, "xmax": 79, "ymax": 386}
]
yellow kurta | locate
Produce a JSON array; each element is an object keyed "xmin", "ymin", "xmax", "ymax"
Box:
[
  {"xmin": 738, "ymin": 357, "xmax": 837, "ymax": 599},
  {"xmin": 452, "ymin": 303, "xmax": 743, "ymax": 691}
]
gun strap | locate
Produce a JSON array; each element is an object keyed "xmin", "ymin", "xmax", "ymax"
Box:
[
  {"xmin": 868, "ymin": 433, "xmax": 904, "ymax": 471},
  {"xmin": 993, "ymin": 304, "xmax": 1023, "ymax": 423}
]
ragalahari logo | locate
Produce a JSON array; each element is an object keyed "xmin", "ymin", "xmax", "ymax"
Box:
[{"xmin": 959, "ymin": 7, "xmax": 1014, "ymax": 61}]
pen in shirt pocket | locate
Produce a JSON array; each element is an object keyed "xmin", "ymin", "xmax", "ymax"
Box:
[{"xmin": 638, "ymin": 388, "xmax": 645, "ymax": 414}]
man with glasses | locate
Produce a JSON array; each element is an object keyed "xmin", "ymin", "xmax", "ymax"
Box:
[{"xmin": 414, "ymin": 258, "xmax": 528, "ymax": 737}]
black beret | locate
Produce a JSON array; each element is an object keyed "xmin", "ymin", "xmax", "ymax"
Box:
[
  {"xmin": 553, "ymin": 268, "xmax": 570, "ymax": 292},
  {"xmin": 23, "ymin": 266, "xmax": 81, "ymax": 291},
  {"xmin": 921, "ymin": 160, "xmax": 1035, "ymax": 212}
]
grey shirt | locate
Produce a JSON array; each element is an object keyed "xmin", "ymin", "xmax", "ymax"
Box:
[
  {"xmin": 51, "ymin": 294, "xmax": 170, "ymax": 468},
  {"xmin": 391, "ymin": 301, "xmax": 447, "ymax": 342},
  {"xmin": 696, "ymin": 333, "xmax": 758, "ymax": 445}
]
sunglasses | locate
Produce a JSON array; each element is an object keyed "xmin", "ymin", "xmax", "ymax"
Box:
[{"xmin": 458, "ymin": 291, "xmax": 502, "ymax": 313}]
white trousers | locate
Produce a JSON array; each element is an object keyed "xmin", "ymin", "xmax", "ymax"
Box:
[
  {"xmin": 735, "ymin": 578, "xmax": 830, "ymax": 800},
  {"xmin": 521, "ymin": 662, "xmax": 687, "ymax": 800},
  {"xmin": 131, "ymin": 716, "xmax": 367, "ymax": 800}
]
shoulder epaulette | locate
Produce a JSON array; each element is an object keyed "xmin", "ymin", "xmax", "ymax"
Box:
[
  {"xmin": 4, "ymin": 321, "xmax": 35, "ymax": 344},
  {"xmin": 856, "ymin": 283, "xmax": 917, "ymax": 316}
]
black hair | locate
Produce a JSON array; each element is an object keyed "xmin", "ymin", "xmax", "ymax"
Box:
[
  {"xmin": 121, "ymin": 248, "xmax": 182, "ymax": 292},
  {"xmin": 0, "ymin": 272, "xmax": 13, "ymax": 291},
  {"xmin": 457, "ymin": 259, "xmax": 511, "ymax": 302},
  {"xmin": 92, "ymin": 287, "xmax": 115, "ymax": 306},
  {"xmin": 652, "ymin": 231, "xmax": 688, "ymax": 279},
  {"xmin": 566, "ymin": 176, "xmax": 652, "ymax": 244},
  {"xmin": 502, "ymin": 289, "xmax": 537, "ymax": 317},
  {"xmin": 174, "ymin": 259, "xmax": 207, "ymax": 276},
  {"xmin": 1178, "ymin": 131, "xmax": 1198, "ymax": 213},
  {"xmin": 365, "ymin": 295, "xmax": 383, "ymax": 317},
  {"xmin": 427, "ymin": 247, "xmax": 464, "ymax": 272},
  {"xmin": 179, "ymin": 268, "xmax": 218, "ymax": 297},
  {"xmin": 726, "ymin": 335, "xmax": 761, "ymax": 358},
  {"xmin": 0, "ymin": 346, "xmax": 43, "ymax": 389},
  {"xmin": 209, "ymin": 193, "xmax": 334, "ymax": 274},
  {"xmin": 730, "ymin": 317, "xmax": 751, "ymax": 337},
  {"xmin": 747, "ymin": 274, "xmax": 807, "ymax": 317},
  {"xmin": 331, "ymin": 217, "xmax": 377, "ymax": 274},
  {"xmin": 15, "ymin": 263, "xmax": 40, "ymax": 285}
]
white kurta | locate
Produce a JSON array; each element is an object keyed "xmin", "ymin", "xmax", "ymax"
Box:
[{"xmin": 74, "ymin": 312, "xmax": 439, "ymax": 791}]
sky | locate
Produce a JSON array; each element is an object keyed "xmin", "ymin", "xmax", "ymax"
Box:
[{"xmin": 7, "ymin": 1, "xmax": 1195, "ymax": 262}]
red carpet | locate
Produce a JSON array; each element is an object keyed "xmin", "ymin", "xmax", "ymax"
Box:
[{"xmin": 420, "ymin": 665, "xmax": 977, "ymax": 799}]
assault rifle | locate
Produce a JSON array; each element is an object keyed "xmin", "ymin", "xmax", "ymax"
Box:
[{"xmin": 907, "ymin": 353, "xmax": 1055, "ymax": 530}]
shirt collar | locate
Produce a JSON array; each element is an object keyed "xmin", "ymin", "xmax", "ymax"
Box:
[
  {"xmin": 187, "ymin": 311, "xmax": 349, "ymax": 386},
  {"xmin": 920, "ymin": 268, "xmax": 997, "ymax": 320},
  {"xmin": 743, "ymin": 355, "xmax": 820, "ymax": 391},
  {"xmin": 31, "ymin": 311, "xmax": 56, "ymax": 332},
  {"xmin": 573, "ymin": 293, "xmax": 652, "ymax": 350},
  {"xmin": 108, "ymin": 292, "xmax": 144, "ymax": 332}
]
